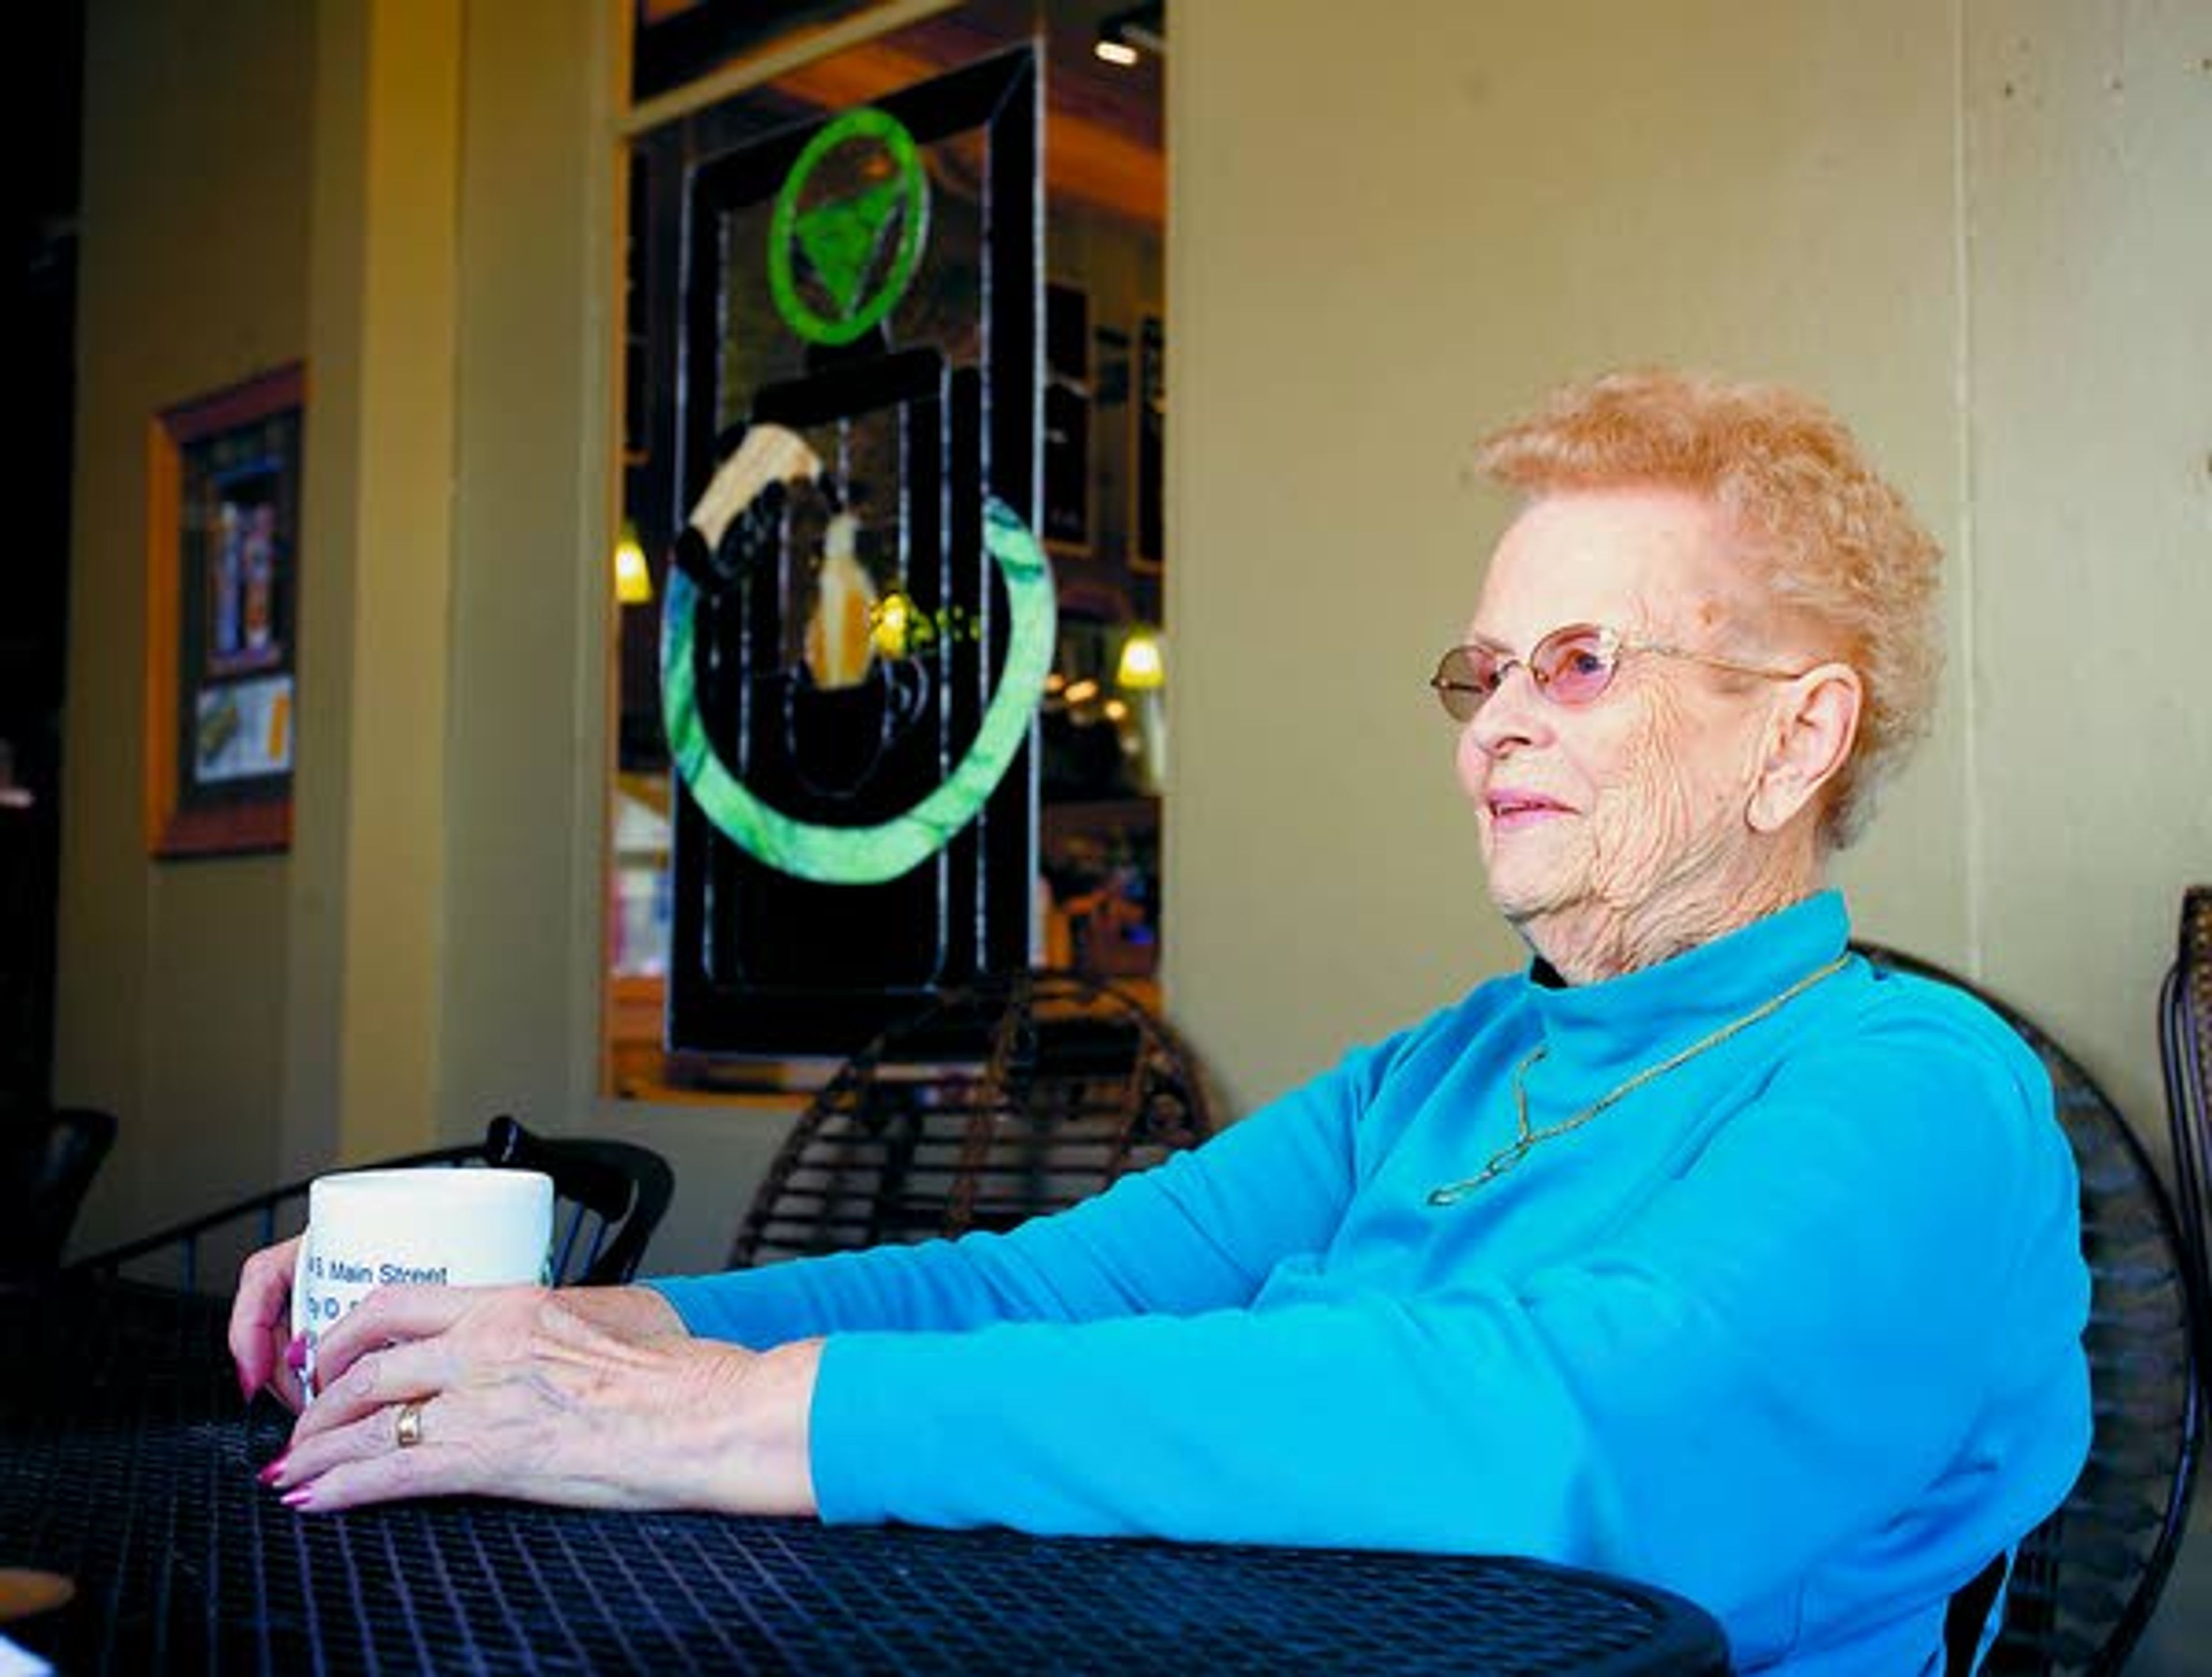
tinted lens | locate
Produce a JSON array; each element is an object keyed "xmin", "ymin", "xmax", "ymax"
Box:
[
  {"xmin": 1529, "ymin": 627, "xmax": 1618, "ymax": 704},
  {"xmin": 1431, "ymin": 646, "xmax": 1501, "ymax": 722}
]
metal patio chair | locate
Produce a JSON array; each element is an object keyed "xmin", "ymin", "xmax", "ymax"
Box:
[
  {"xmin": 0, "ymin": 1105, "xmax": 118, "ymax": 1279},
  {"xmin": 73, "ymin": 1114, "xmax": 674, "ymax": 1293},
  {"xmin": 1856, "ymin": 943, "xmax": 2202, "ymax": 1677},
  {"xmin": 2159, "ymin": 886, "xmax": 2212, "ymax": 1414},
  {"xmin": 729, "ymin": 970, "xmax": 1212, "ymax": 1266}
]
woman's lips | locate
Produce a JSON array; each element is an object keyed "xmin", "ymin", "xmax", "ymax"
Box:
[{"xmin": 1485, "ymin": 790, "xmax": 1571, "ymax": 831}]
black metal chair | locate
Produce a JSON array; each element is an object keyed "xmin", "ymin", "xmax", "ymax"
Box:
[
  {"xmin": 2160, "ymin": 886, "xmax": 2212, "ymax": 1415},
  {"xmin": 1855, "ymin": 943, "xmax": 2202, "ymax": 1677},
  {"xmin": 0, "ymin": 1106, "xmax": 118, "ymax": 1279},
  {"xmin": 730, "ymin": 970, "xmax": 1213, "ymax": 1267},
  {"xmin": 72, "ymin": 1115, "xmax": 675, "ymax": 1293}
]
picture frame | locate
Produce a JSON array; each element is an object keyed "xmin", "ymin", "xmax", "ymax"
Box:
[
  {"xmin": 145, "ymin": 363, "xmax": 305, "ymax": 858},
  {"xmin": 1132, "ymin": 314, "xmax": 1164, "ymax": 573},
  {"xmin": 1043, "ymin": 281, "xmax": 1092, "ymax": 555}
]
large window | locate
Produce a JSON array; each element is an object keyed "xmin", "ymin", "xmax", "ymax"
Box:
[{"xmin": 608, "ymin": 2, "xmax": 1166, "ymax": 1096}]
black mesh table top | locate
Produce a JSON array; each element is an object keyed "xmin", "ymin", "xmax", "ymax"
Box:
[{"xmin": 0, "ymin": 1281, "xmax": 1732, "ymax": 1674}]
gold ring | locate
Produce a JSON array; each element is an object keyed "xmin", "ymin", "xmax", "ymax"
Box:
[{"xmin": 394, "ymin": 1399, "xmax": 426, "ymax": 1450}]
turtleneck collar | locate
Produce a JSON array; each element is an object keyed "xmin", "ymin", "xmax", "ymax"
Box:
[{"xmin": 1517, "ymin": 891, "xmax": 1851, "ymax": 1082}]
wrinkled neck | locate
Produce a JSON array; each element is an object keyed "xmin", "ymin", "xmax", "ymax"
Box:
[{"xmin": 1519, "ymin": 834, "xmax": 1824, "ymax": 985}]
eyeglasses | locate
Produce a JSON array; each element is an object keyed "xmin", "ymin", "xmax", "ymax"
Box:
[{"xmin": 1429, "ymin": 624, "xmax": 1812, "ymax": 723}]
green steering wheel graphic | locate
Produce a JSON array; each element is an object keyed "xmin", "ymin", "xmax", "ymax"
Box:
[
  {"xmin": 768, "ymin": 108, "xmax": 931, "ymax": 348},
  {"xmin": 662, "ymin": 497, "xmax": 1056, "ymax": 885}
]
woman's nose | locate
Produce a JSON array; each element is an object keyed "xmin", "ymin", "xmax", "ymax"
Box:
[{"xmin": 1466, "ymin": 661, "xmax": 1548, "ymax": 756}]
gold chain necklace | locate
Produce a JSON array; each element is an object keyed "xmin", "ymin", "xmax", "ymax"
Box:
[{"xmin": 1427, "ymin": 953, "xmax": 1852, "ymax": 1207}]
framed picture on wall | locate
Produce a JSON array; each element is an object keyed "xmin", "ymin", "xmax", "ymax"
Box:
[
  {"xmin": 1043, "ymin": 282, "xmax": 1092, "ymax": 553},
  {"xmin": 146, "ymin": 363, "xmax": 305, "ymax": 858},
  {"xmin": 1132, "ymin": 314, "xmax": 1164, "ymax": 572}
]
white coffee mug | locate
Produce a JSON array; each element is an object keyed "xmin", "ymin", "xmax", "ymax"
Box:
[{"xmin": 290, "ymin": 1167, "xmax": 553, "ymax": 1394}]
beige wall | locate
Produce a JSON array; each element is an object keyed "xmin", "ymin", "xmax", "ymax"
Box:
[
  {"xmin": 1961, "ymin": 1, "xmax": 2212, "ymax": 1157},
  {"xmin": 60, "ymin": 0, "xmax": 313, "ymax": 1246},
  {"xmin": 1166, "ymin": 0, "xmax": 2211, "ymax": 1147},
  {"xmin": 56, "ymin": 0, "xmax": 2209, "ymax": 1268},
  {"xmin": 289, "ymin": 0, "xmax": 464, "ymax": 1179},
  {"xmin": 59, "ymin": 0, "xmax": 619, "ymax": 1247}
]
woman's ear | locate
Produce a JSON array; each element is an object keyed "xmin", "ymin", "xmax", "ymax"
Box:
[{"xmin": 1747, "ymin": 663, "xmax": 1863, "ymax": 835}]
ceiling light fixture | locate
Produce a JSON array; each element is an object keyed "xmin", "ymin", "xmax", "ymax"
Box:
[{"xmin": 1095, "ymin": 3, "xmax": 1165, "ymax": 67}]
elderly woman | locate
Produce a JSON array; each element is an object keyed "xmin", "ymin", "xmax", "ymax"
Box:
[{"xmin": 232, "ymin": 369, "xmax": 2089, "ymax": 1676}]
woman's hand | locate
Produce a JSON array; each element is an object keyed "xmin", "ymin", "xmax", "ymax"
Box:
[
  {"xmin": 226, "ymin": 1235, "xmax": 687, "ymax": 1415},
  {"xmin": 228, "ymin": 1236, "xmax": 308, "ymax": 1410},
  {"xmin": 262, "ymin": 1284, "xmax": 820, "ymax": 1516}
]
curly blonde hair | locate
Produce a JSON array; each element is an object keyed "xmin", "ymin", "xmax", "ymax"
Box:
[{"xmin": 1473, "ymin": 367, "xmax": 1942, "ymax": 849}]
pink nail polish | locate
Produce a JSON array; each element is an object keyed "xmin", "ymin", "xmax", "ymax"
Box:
[
  {"xmin": 280, "ymin": 1485, "xmax": 315, "ymax": 1511},
  {"xmin": 258, "ymin": 1457, "xmax": 289, "ymax": 1486},
  {"xmin": 283, "ymin": 1334, "xmax": 308, "ymax": 1372}
]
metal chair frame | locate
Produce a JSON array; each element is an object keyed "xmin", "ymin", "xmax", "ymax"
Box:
[
  {"xmin": 2159, "ymin": 886, "xmax": 2212, "ymax": 1418},
  {"xmin": 1, "ymin": 1105, "xmax": 119, "ymax": 1277},
  {"xmin": 730, "ymin": 970, "xmax": 1212, "ymax": 1268},
  {"xmin": 1857, "ymin": 942, "xmax": 2203, "ymax": 1677},
  {"xmin": 71, "ymin": 1115, "xmax": 674, "ymax": 1292}
]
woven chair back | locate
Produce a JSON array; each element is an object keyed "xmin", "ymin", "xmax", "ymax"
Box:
[
  {"xmin": 1858, "ymin": 942, "xmax": 2201, "ymax": 1677},
  {"xmin": 730, "ymin": 971, "xmax": 1211, "ymax": 1266}
]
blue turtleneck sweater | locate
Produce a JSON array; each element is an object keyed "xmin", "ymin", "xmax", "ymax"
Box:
[{"xmin": 651, "ymin": 893, "xmax": 2090, "ymax": 1674}]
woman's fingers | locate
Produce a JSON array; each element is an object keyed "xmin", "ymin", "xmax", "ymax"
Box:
[
  {"xmin": 276, "ymin": 1353, "xmax": 612, "ymax": 1513},
  {"xmin": 228, "ymin": 1236, "xmax": 304, "ymax": 1407},
  {"xmin": 281, "ymin": 1382, "xmax": 628, "ymax": 1515},
  {"xmin": 290, "ymin": 1285, "xmax": 556, "ymax": 1446},
  {"xmin": 309, "ymin": 1283, "xmax": 534, "ymax": 1393},
  {"xmin": 287, "ymin": 1334, "xmax": 456, "ymax": 1447},
  {"xmin": 271, "ymin": 1391, "xmax": 446, "ymax": 1500}
]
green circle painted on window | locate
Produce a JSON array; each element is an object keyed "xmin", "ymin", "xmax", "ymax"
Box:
[
  {"xmin": 767, "ymin": 108, "xmax": 931, "ymax": 348},
  {"xmin": 662, "ymin": 497, "xmax": 1056, "ymax": 885}
]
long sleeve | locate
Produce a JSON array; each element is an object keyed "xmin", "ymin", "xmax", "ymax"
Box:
[
  {"xmin": 645, "ymin": 1028, "xmax": 1407, "ymax": 1348},
  {"xmin": 806, "ymin": 993, "xmax": 2089, "ymax": 1671}
]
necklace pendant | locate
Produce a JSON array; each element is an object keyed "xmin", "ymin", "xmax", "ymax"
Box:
[{"xmin": 1426, "ymin": 1148, "xmax": 1521, "ymax": 1207}]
